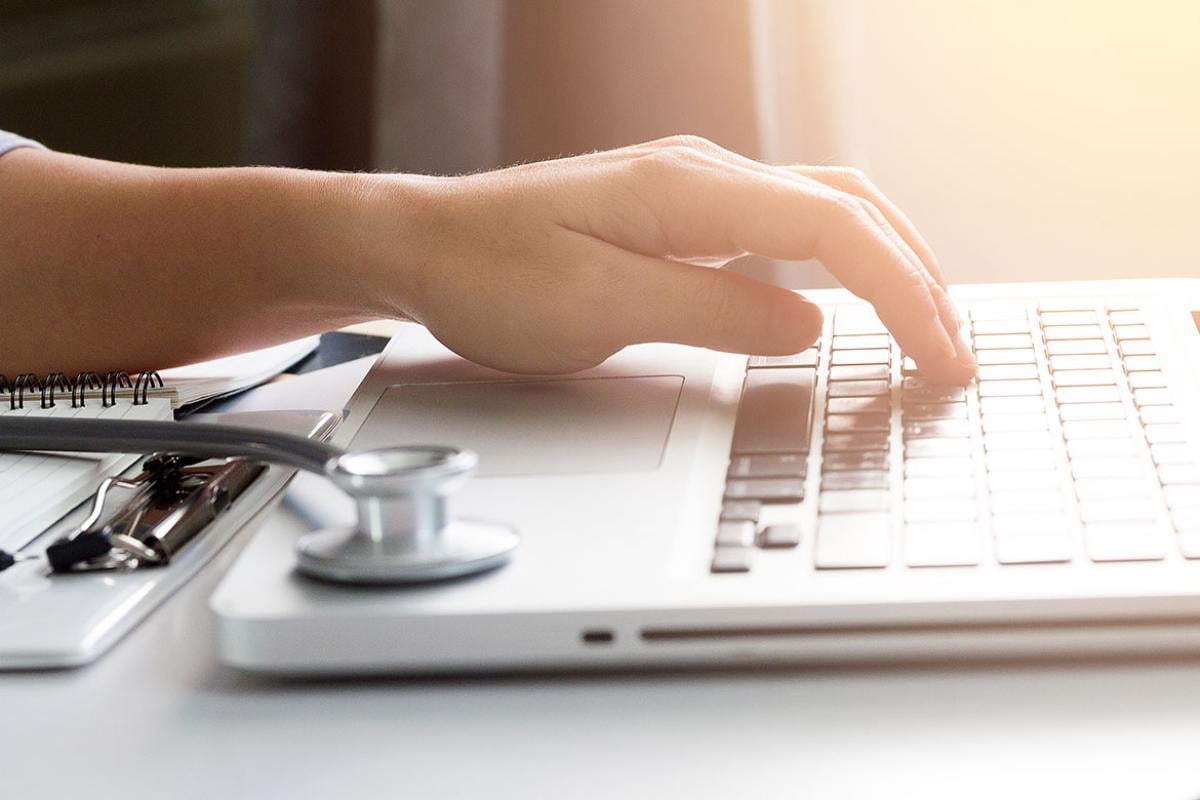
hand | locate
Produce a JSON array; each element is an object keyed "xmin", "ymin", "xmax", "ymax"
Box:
[{"xmin": 371, "ymin": 136, "xmax": 976, "ymax": 383}]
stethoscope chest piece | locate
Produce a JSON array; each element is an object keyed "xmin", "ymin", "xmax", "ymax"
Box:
[{"xmin": 295, "ymin": 446, "xmax": 518, "ymax": 585}]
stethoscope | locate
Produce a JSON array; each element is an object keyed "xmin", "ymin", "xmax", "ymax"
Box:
[{"xmin": 0, "ymin": 415, "xmax": 518, "ymax": 584}]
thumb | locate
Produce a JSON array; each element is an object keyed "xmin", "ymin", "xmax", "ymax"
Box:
[{"xmin": 615, "ymin": 254, "xmax": 823, "ymax": 355}]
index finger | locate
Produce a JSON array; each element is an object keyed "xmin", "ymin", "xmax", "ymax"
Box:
[{"xmin": 614, "ymin": 148, "xmax": 973, "ymax": 383}]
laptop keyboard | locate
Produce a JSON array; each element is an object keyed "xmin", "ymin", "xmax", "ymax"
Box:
[{"xmin": 712, "ymin": 298, "xmax": 1200, "ymax": 574}]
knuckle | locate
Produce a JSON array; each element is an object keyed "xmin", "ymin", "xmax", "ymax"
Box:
[
  {"xmin": 831, "ymin": 165, "xmax": 871, "ymax": 187},
  {"xmin": 628, "ymin": 146, "xmax": 702, "ymax": 182},
  {"xmin": 652, "ymin": 134, "xmax": 720, "ymax": 155}
]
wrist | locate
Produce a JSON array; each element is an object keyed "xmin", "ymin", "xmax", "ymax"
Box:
[{"xmin": 337, "ymin": 172, "xmax": 450, "ymax": 324}]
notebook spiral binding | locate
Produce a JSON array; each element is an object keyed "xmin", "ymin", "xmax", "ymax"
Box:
[{"xmin": 0, "ymin": 371, "xmax": 165, "ymax": 411}]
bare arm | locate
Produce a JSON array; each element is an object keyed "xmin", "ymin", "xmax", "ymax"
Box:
[{"xmin": 0, "ymin": 137, "xmax": 975, "ymax": 382}]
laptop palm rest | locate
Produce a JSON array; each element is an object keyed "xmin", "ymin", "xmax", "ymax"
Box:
[{"xmin": 349, "ymin": 376, "xmax": 684, "ymax": 477}]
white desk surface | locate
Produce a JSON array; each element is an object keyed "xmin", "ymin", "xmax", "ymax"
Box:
[{"xmin": 6, "ymin": 355, "xmax": 1200, "ymax": 799}]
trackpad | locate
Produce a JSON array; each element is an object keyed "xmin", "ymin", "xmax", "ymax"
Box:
[{"xmin": 349, "ymin": 376, "xmax": 684, "ymax": 477}]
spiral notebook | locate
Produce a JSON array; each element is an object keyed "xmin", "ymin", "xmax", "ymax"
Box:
[{"xmin": 0, "ymin": 371, "xmax": 172, "ymax": 554}]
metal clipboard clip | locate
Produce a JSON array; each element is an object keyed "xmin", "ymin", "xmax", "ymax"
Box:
[{"xmin": 46, "ymin": 454, "xmax": 266, "ymax": 573}]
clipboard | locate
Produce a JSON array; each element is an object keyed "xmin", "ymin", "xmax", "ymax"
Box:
[{"xmin": 0, "ymin": 410, "xmax": 338, "ymax": 669}]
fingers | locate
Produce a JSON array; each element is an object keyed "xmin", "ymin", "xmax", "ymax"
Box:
[
  {"xmin": 614, "ymin": 146, "xmax": 972, "ymax": 382},
  {"xmin": 790, "ymin": 165, "xmax": 947, "ymax": 287},
  {"xmin": 609, "ymin": 249, "xmax": 824, "ymax": 356}
]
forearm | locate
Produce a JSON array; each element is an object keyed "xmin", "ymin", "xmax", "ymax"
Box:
[{"xmin": 0, "ymin": 149, "xmax": 418, "ymax": 375}]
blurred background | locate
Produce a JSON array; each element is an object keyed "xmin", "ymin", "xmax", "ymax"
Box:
[{"xmin": 2, "ymin": 0, "xmax": 1197, "ymax": 286}]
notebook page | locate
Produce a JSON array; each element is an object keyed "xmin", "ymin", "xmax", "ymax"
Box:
[{"xmin": 0, "ymin": 397, "xmax": 173, "ymax": 553}]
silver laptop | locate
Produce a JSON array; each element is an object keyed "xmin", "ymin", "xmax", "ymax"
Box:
[{"xmin": 213, "ymin": 278, "xmax": 1200, "ymax": 674}]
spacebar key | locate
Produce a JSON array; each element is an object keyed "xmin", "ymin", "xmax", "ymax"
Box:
[{"xmin": 731, "ymin": 367, "xmax": 817, "ymax": 454}]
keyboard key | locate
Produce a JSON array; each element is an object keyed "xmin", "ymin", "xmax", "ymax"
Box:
[
  {"xmin": 972, "ymin": 319, "xmax": 1032, "ymax": 335},
  {"xmin": 725, "ymin": 478, "xmax": 806, "ymax": 502},
  {"xmin": 905, "ymin": 476, "xmax": 975, "ymax": 498},
  {"xmin": 1105, "ymin": 298, "xmax": 1141, "ymax": 313},
  {"xmin": 732, "ymin": 368, "xmax": 816, "ymax": 455},
  {"xmin": 1039, "ymin": 310, "xmax": 1097, "ymax": 326},
  {"xmin": 990, "ymin": 490, "xmax": 1064, "ymax": 514},
  {"xmin": 749, "ymin": 350, "xmax": 819, "ymax": 369},
  {"xmin": 1112, "ymin": 324, "xmax": 1150, "ymax": 341},
  {"xmin": 820, "ymin": 489, "xmax": 890, "ymax": 513},
  {"xmin": 1151, "ymin": 443, "xmax": 1194, "ymax": 465},
  {"xmin": 827, "ymin": 413, "xmax": 890, "ymax": 433},
  {"xmin": 1061, "ymin": 420, "xmax": 1132, "ymax": 440},
  {"xmin": 711, "ymin": 546, "xmax": 755, "ymax": 573},
  {"xmin": 976, "ymin": 349, "xmax": 1037, "ymax": 366},
  {"xmin": 761, "ymin": 523, "xmax": 802, "ymax": 549},
  {"xmin": 1058, "ymin": 403, "xmax": 1126, "ymax": 422},
  {"xmin": 830, "ymin": 349, "xmax": 890, "ymax": 366},
  {"xmin": 720, "ymin": 500, "xmax": 762, "ymax": 522},
  {"xmin": 822, "ymin": 470, "xmax": 890, "ymax": 490},
  {"xmin": 823, "ymin": 450, "xmax": 889, "ymax": 471},
  {"xmin": 1038, "ymin": 298, "xmax": 1095, "ymax": 312},
  {"xmin": 988, "ymin": 470, "xmax": 1060, "ymax": 490},
  {"xmin": 1067, "ymin": 438, "xmax": 1139, "ymax": 458},
  {"xmin": 1122, "ymin": 355, "xmax": 1161, "ymax": 372},
  {"xmin": 1056, "ymin": 385, "xmax": 1121, "ymax": 404},
  {"xmin": 1144, "ymin": 423, "xmax": 1187, "ymax": 444},
  {"xmin": 905, "ymin": 522, "xmax": 982, "ymax": 567},
  {"xmin": 1043, "ymin": 324, "xmax": 1103, "ymax": 341},
  {"xmin": 1157, "ymin": 464, "xmax": 1200, "ymax": 485},
  {"xmin": 979, "ymin": 395, "xmax": 1045, "ymax": 415},
  {"xmin": 902, "ymin": 385, "xmax": 968, "ymax": 404},
  {"xmin": 831, "ymin": 334, "xmax": 890, "ymax": 350},
  {"xmin": 987, "ymin": 450, "xmax": 1058, "ymax": 471},
  {"xmin": 1164, "ymin": 485, "xmax": 1200, "ymax": 509},
  {"xmin": 1046, "ymin": 339, "xmax": 1107, "ymax": 356},
  {"xmin": 814, "ymin": 512, "xmax": 891, "ymax": 568},
  {"xmin": 904, "ymin": 498, "xmax": 977, "ymax": 522},
  {"xmin": 1051, "ymin": 368, "xmax": 1116, "ymax": 387},
  {"xmin": 992, "ymin": 515, "xmax": 1074, "ymax": 564},
  {"xmin": 1108, "ymin": 309, "xmax": 1143, "ymax": 325},
  {"xmin": 978, "ymin": 380, "xmax": 1042, "ymax": 398},
  {"xmin": 715, "ymin": 520, "xmax": 757, "ymax": 547},
  {"xmin": 1049, "ymin": 354, "xmax": 1111, "ymax": 370},
  {"xmin": 1085, "ymin": 523, "xmax": 1167, "ymax": 562},
  {"xmin": 1128, "ymin": 371, "xmax": 1167, "ymax": 390},
  {"xmin": 827, "ymin": 396, "xmax": 890, "ymax": 415},
  {"xmin": 904, "ymin": 456, "xmax": 974, "ymax": 477},
  {"xmin": 1071, "ymin": 457, "xmax": 1145, "ymax": 479},
  {"xmin": 969, "ymin": 302, "xmax": 1028, "ymax": 320},
  {"xmin": 1078, "ymin": 500, "xmax": 1155, "ymax": 522},
  {"xmin": 903, "ymin": 402, "xmax": 967, "ymax": 420},
  {"xmin": 904, "ymin": 419, "xmax": 971, "ymax": 439},
  {"xmin": 1118, "ymin": 340, "xmax": 1155, "ymax": 357},
  {"xmin": 829, "ymin": 364, "xmax": 890, "ymax": 382},
  {"xmin": 978, "ymin": 363, "xmax": 1039, "ymax": 381},
  {"xmin": 974, "ymin": 333, "xmax": 1034, "ymax": 350},
  {"xmin": 905, "ymin": 438, "xmax": 973, "ymax": 458},
  {"xmin": 1139, "ymin": 406, "xmax": 1178, "ymax": 425},
  {"xmin": 981, "ymin": 413, "xmax": 1048, "ymax": 433},
  {"xmin": 1073, "ymin": 479, "xmax": 1154, "ymax": 500},
  {"xmin": 828, "ymin": 379, "xmax": 890, "ymax": 397},
  {"xmin": 1133, "ymin": 388, "xmax": 1172, "ymax": 407},
  {"xmin": 833, "ymin": 310, "xmax": 887, "ymax": 335},
  {"xmin": 823, "ymin": 432, "xmax": 890, "ymax": 452},
  {"xmin": 728, "ymin": 453, "xmax": 807, "ymax": 479},
  {"xmin": 983, "ymin": 432, "xmax": 1057, "ymax": 451}
]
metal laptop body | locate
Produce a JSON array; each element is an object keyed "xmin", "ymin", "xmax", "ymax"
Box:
[{"xmin": 212, "ymin": 279, "xmax": 1200, "ymax": 675}]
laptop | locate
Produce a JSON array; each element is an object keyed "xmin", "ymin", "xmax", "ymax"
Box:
[{"xmin": 212, "ymin": 278, "xmax": 1200, "ymax": 674}]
